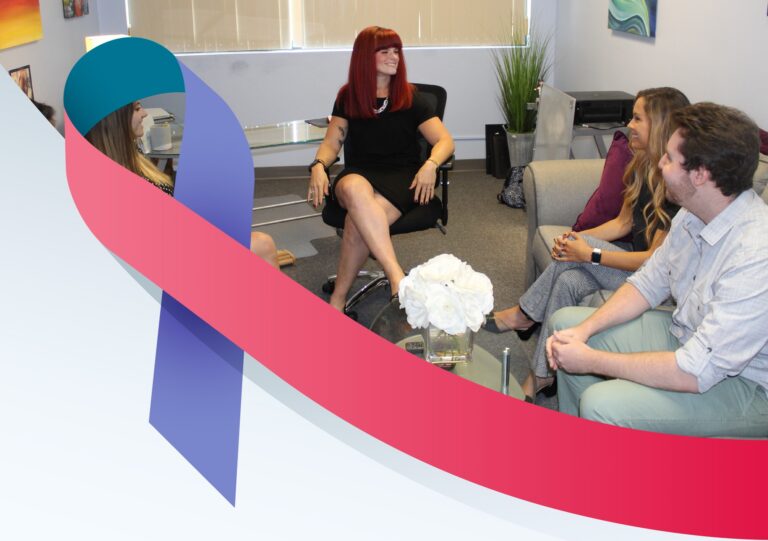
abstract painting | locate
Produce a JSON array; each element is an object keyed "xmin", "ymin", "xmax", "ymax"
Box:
[
  {"xmin": 9, "ymin": 65, "xmax": 34, "ymax": 100},
  {"xmin": 608, "ymin": 0, "xmax": 657, "ymax": 38},
  {"xmin": 62, "ymin": 0, "xmax": 89, "ymax": 19},
  {"xmin": 0, "ymin": 0, "xmax": 43, "ymax": 50}
]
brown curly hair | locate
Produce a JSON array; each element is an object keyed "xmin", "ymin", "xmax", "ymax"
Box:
[{"xmin": 621, "ymin": 87, "xmax": 689, "ymax": 247}]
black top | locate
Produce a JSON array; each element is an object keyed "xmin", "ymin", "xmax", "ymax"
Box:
[
  {"xmin": 631, "ymin": 180, "xmax": 678, "ymax": 251},
  {"xmin": 331, "ymin": 91, "xmax": 436, "ymax": 168}
]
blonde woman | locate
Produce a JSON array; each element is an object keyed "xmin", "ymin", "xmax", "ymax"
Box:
[
  {"xmin": 86, "ymin": 101, "xmax": 279, "ymax": 267},
  {"xmin": 486, "ymin": 87, "xmax": 690, "ymax": 401}
]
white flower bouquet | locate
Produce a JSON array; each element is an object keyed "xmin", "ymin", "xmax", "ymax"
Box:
[{"xmin": 398, "ymin": 254, "xmax": 494, "ymax": 335}]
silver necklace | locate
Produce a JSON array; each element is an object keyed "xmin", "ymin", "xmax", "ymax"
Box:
[{"xmin": 374, "ymin": 96, "xmax": 389, "ymax": 114}]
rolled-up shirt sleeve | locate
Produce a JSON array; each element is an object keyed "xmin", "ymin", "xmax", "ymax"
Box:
[
  {"xmin": 675, "ymin": 255, "xmax": 768, "ymax": 393},
  {"xmin": 627, "ymin": 234, "xmax": 672, "ymax": 308}
]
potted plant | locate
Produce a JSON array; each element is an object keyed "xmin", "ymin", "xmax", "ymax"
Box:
[{"xmin": 492, "ymin": 24, "xmax": 552, "ymax": 167}]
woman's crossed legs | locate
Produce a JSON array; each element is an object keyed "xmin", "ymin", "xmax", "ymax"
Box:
[{"xmin": 329, "ymin": 174, "xmax": 405, "ymax": 311}]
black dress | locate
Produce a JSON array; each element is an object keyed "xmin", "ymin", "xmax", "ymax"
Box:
[{"xmin": 330, "ymin": 90, "xmax": 436, "ymax": 214}]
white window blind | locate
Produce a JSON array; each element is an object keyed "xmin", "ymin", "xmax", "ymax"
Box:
[{"xmin": 127, "ymin": 0, "xmax": 528, "ymax": 52}]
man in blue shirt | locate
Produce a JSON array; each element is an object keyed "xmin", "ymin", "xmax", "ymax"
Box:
[{"xmin": 546, "ymin": 102, "xmax": 768, "ymax": 436}]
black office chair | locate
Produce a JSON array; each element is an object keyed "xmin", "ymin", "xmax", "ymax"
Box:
[{"xmin": 321, "ymin": 83, "xmax": 453, "ymax": 318}]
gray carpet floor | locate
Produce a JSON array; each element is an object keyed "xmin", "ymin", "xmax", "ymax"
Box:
[{"xmin": 253, "ymin": 165, "xmax": 558, "ymax": 410}]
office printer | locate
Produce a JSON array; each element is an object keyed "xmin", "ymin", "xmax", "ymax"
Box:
[{"xmin": 565, "ymin": 90, "xmax": 634, "ymax": 126}]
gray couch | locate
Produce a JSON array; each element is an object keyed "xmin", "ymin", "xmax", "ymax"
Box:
[{"xmin": 523, "ymin": 154, "xmax": 768, "ymax": 293}]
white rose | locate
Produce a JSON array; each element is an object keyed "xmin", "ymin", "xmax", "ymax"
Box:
[
  {"xmin": 416, "ymin": 254, "xmax": 467, "ymax": 285},
  {"xmin": 399, "ymin": 254, "xmax": 494, "ymax": 335},
  {"xmin": 424, "ymin": 284, "xmax": 467, "ymax": 335},
  {"xmin": 398, "ymin": 274, "xmax": 429, "ymax": 328}
]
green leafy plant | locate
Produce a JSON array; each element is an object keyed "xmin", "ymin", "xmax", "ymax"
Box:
[{"xmin": 492, "ymin": 27, "xmax": 552, "ymax": 134}]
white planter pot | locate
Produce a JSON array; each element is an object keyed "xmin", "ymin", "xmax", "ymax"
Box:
[{"xmin": 505, "ymin": 130, "xmax": 535, "ymax": 167}]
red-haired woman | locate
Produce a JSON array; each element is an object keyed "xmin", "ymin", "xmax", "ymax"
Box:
[{"xmin": 307, "ymin": 26, "xmax": 454, "ymax": 311}]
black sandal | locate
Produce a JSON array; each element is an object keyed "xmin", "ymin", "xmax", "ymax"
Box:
[{"xmin": 484, "ymin": 314, "xmax": 540, "ymax": 341}]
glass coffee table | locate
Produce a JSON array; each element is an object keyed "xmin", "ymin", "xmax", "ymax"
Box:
[{"xmin": 369, "ymin": 298, "xmax": 526, "ymax": 399}]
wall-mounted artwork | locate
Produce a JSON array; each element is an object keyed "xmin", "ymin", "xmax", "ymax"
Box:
[
  {"xmin": 9, "ymin": 65, "xmax": 34, "ymax": 100},
  {"xmin": 608, "ymin": 0, "xmax": 657, "ymax": 38},
  {"xmin": 0, "ymin": 0, "xmax": 43, "ymax": 50},
  {"xmin": 62, "ymin": 0, "xmax": 89, "ymax": 19}
]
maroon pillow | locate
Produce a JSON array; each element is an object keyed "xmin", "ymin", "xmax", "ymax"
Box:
[
  {"xmin": 760, "ymin": 128, "xmax": 768, "ymax": 155},
  {"xmin": 573, "ymin": 131, "xmax": 632, "ymax": 232}
]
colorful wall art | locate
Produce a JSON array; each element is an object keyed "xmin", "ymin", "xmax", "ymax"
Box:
[
  {"xmin": 0, "ymin": 0, "xmax": 43, "ymax": 50},
  {"xmin": 9, "ymin": 65, "xmax": 34, "ymax": 99},
  {"xmin": 62, "ymin": 0, "xmax": 88, "ymax": 19},
  {"xmin": 608, "ymin": 0, "xmax": 657, "ymax": 38}
]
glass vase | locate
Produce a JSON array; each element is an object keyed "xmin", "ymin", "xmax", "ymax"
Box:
[{"xmin": 422, "ymin": 324, "xmax": 475, "ymax": 365}]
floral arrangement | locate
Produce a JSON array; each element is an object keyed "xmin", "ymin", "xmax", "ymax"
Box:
[{"xmin": 398, "ymin": 254, "xmax": 494, "ymax": 335}]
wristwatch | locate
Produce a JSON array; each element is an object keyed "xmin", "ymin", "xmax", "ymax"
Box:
[
  {"xmin": 591, "ymin": 248, "xmax": 602, "ymax": 265},
  {"xmin": 308, "ymin": 158, "xmax": 327, "ymax": 172}
]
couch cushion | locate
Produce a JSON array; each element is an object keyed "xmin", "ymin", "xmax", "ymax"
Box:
[{"xmin": 572, "ymin": 131, "xmax": 632, "ymax": 233}]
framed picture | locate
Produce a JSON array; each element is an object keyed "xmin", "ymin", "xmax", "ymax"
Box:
[
  {"xmin": 608, "ymin": 0, "xmax": 657, "ymax": 38},
  {"xmin": 62, "ymin": 0, "xmax": 89, "ymax": 19},
  {"xmin": 0, "ymin": 0, "xmax": 43, "ymax": 50},
  {"xmin": 9, "ymin": 65, "xmax": 34, "ymax": 100}
]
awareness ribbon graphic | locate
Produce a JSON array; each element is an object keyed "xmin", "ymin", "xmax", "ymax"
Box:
[
  {"xmin": 64, "ymin": 37, "xmax": 251, "ymax": 504},
  {"xmin": 64, "ymin": 38, "xmax": 768, "ymax": 539}
]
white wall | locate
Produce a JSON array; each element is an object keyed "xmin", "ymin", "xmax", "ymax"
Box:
[
  {"xmin": 177, "ymin": 47, "xmax": 510, "ymax": 167},
  {"xmin": 554, "ymin": 0, "xmax": 768, "ymax": 130},
  {"xmin": 5, "ymin": 1, "xmax": 766, "ymax": 164},
  {"xmin": 135, "ymin": 0, "xmax": 559, "ymax": 166},
  {"xmin": 1, "ymin": 0, "xmax": 559, "ymax": 164},
  {"xmin": 0, "ymin": 1, "xmax": 101, "ymax": 132}
]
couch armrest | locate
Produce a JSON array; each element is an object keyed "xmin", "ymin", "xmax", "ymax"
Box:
[
  {"xmin": 524, "ymin": 159, "xmax": 605, "ymax": 228},
  {"xmin": 523, "ymin": 159, "xmax": 605, "ymax": 286}
]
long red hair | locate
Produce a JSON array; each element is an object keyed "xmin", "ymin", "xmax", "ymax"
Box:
[{"xmin": 336, "ymin": 26, "xmax": 414, "ymax": 119}]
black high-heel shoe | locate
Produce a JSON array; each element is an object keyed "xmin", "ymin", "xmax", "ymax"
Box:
[
  {"xmin": 514, "ymin": 322, "xmax": 541, "ymax": 341},
  {"xmin": 524, "ymin": 375, "xmax": 558, "ymax": 403},
  {"xmin": 539, "ymin": 375, "xmax": 557, "ymax": 398},
  {"xmin": 484, "ymin": 314, "xmax": 540, "ymax": 341}
]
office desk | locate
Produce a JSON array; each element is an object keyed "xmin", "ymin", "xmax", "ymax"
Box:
[
  {"xmin": 146, "ymin": 120, "xmax": 328, "ymax": 161},
  {"xmin": 147, "ymin": 120, "xmax": 329, "ymax": 228},
  {"xmin": 571, "ymin": 124, "xmax": 628, "ymax": 158}
]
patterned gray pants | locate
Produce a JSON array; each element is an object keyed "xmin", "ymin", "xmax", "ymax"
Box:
[{"xmin": 520, "ymin": 235, "xmax": 632, "ymax": 377}]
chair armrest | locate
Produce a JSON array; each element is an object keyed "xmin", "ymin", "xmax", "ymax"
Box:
[{"xmin": 436, "ymin": 155, "xmax": 454, "ymax": 226}]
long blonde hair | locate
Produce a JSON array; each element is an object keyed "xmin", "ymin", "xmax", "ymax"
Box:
[
  {"xmin": 85, "ymin": 102, "xmax": 173, "ymax": 189},
  {"xmin": 622, "ymin": 87, "xmax": 689, "ymax": 246}
]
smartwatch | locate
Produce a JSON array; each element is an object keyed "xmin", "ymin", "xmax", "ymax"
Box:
[
  {"xmin": 308, "ymin": 158, "xmax": 327, "ymax": 172},
  {"xmin": 591, "ymin": 248, "xmax": 602, "ymax": 265}
]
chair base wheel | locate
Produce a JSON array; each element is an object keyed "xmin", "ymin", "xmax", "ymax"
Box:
[{"xmin": 322, "ymin": 280, "xmax": 335, "ymax": 294}]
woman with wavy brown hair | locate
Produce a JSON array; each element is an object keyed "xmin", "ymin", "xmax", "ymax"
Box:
[
  {"xmin": 485, "ymin": 87, "xmax": 690, "ymax": 402},
  {"xmin": 307, "ymin": 26, "xmax": 454, "ymax": 311},
  {"xmin": 86, "ymin": 100, "xmax": 279, "ymax": 267}
]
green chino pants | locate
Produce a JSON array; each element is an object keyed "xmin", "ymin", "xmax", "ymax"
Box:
[{"xmin": 550, "ymin": 307, "xmax": 768, "ymax": 437}]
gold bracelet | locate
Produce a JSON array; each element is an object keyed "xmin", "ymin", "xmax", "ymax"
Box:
[{"xmin": 426, "ymin": 158, "xmax": 440, "ymax": 168}]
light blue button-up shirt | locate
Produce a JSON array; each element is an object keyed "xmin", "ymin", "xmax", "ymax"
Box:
[{"xmin": 628, "ymin": 189, "xmax": 768, "ymax": 392}]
